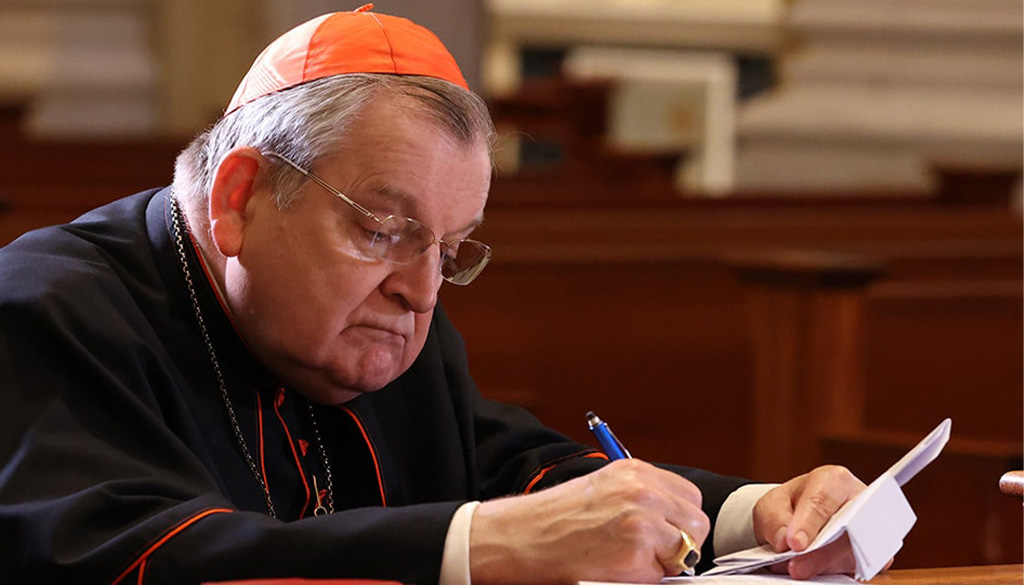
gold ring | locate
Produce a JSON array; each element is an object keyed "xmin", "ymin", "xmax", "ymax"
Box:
[{"xmin": 671, "ymin": 529, "xmax": 701, "ymax": 575}]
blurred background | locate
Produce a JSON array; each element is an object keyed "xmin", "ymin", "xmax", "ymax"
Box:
[{"xmin": 0, "ymin": 0, "xmax": 1020, "ymax": 571}]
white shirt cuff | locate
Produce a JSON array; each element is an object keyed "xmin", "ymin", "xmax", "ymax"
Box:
[
  {"xmin": 712, "ymin": 483, "xmax": 779, "ymax": 556},
  {"xmin": 440, "ymin": 501, "xmax": 480, "ymax": 585}
]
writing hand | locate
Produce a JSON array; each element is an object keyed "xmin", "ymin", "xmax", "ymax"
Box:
[{"xmin": 470, "ymin": 459, "xmax": 709, "ymax": 585}]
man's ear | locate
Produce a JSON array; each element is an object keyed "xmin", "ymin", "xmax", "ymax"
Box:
[{"xmin": 209, "ymin": 146, "xmax": 264, "ymax": 258}]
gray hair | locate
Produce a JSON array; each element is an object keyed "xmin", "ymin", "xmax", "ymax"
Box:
[{"xmin": 172, "ymin": 74, "xmax": 496, "ymax": 222}]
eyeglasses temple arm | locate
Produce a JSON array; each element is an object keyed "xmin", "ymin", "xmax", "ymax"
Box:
[{"xmin": 264, "ymin": 152, "xmax": 376, "ymax": 220}]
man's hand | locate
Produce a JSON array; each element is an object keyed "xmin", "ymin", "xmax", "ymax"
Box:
[
  {"xmin": 753, "ymin": 465, "xmax": 878, "ymax": 579},
  {"xmin": 470, "ymin": 459, "xmax": 709, "ymax": 585}
]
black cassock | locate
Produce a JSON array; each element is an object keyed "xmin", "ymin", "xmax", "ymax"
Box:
[{"xmin": 0, "ymin": 189, "xmax": 747, "ymax": 584}]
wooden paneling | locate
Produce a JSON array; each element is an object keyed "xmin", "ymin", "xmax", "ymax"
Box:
[
  {"xmin": 864, "ymin": 281, "xmax": 1023, "ymax": 441},
  {"xmin": 442, "ymin": 258, "xmax": 755, "ymax": 477}
]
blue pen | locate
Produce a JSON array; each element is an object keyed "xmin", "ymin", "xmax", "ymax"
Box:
[{"xmin": 586, "ymin": 411, "xmax": 632, "ymax": 460}]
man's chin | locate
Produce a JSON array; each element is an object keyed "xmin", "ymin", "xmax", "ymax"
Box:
[
  {"xmin": 324, "ymin": 387, "xmax": 368, "ymax": 406},
  {"xmin": 285, "ymin": 367, "xmax": 394, "ymax": 405},
  {"xmin": 292, "ymin": 348, "xmax": 416, "ymax": 404},
  {"xmin": 296, "ymin": 383, "xmax": 374, "ymax": 406},
  {"xmin": 322, "ymin": 367, "xmax": 402, "ymax": 404}
]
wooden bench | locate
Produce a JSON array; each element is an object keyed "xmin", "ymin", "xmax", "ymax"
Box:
[{"xmin": 0, "ymin": 103, "xmax": 185, "ymax": 245}]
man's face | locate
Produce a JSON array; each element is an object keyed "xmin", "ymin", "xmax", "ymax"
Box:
[{"xmin": 221, "ymin": 94, "xmax": 491, "ymax": 404}]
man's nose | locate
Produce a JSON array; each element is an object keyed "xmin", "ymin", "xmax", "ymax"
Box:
[{"xmin": 382, "ymin": 247, "xmax": 442, "ymax": 313}]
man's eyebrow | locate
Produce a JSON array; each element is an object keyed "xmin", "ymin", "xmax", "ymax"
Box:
[
  {"xmin": 370, "ymin": 184, "xmax": 485, "ymax": 237},
  {"xmin": 365, "ymin": 184, "xmax": 414, "ymax": 210}
]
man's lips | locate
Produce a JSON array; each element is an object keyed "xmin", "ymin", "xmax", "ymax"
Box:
[{"xmin": 349, "ymin": 323, "xmax": 408, "ymax": 341}]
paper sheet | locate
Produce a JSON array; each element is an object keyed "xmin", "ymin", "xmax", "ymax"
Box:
[
  {"xmin": 579, "ymin": 573, "xmax": 858, "ymax": 585},
  {"xmin": 705, "ymin": 419, "xmax": 952, "ymax": 581}
]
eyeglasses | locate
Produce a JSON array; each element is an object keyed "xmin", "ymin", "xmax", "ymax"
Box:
[{"xmin": 265, "ymin": 152, "xmax": 491, "ymax": 286}]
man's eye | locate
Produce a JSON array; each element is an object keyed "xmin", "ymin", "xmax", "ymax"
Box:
[
  {"xmin": 441, "ymin": 251, "xmax": 460, "ymax": 275},
  {"xmin": 442, "ymin": 242, "xmax": 460, "ymax": 260},
  {"xmin": 379, "ymin": 232, "xmax": 403, "ymax": 246},
  {"xmin": 440, "ymin": 241, "xmax": 462, "ymax": 266},
  {"xmin": 375, "ymin": 225, "xmax": 404, "ymax": 238}
]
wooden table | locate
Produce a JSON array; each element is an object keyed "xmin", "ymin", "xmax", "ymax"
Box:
[{"xmin": 870, "ymin": 564, "xmax": 1023, "ymax": 585}]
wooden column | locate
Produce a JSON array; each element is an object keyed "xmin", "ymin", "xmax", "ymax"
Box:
[{"xmin": 730, "ymin": 250, "xmax": 885, "ymax": 481}]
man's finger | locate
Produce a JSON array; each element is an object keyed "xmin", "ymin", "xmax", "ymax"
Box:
[
  {"xmin": 787, "ymin": 466, "xmax": 860, "ymax": 552},
  {"xmin": 786, "ymin": 534, "xmax": 856, "ymax": 579},
  {"xmin": 753, "ymin": 483, "xmax": 800, "ymax": 552},
  {"xmin": 655, "ymin": 520, "xmax": 704, "ymax": 576}
]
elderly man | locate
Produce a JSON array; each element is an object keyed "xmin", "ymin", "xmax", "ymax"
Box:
[{"xmin": 0, "ymin": 7, "xmax": 870, "ymax": 585}]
